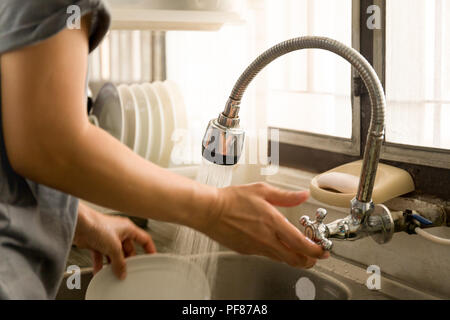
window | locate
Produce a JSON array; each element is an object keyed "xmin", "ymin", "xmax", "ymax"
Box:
[
  {"xmin": 385, "ymin": 0, "xmax": 450, "ymax": 150},
  {"xmin": 274, "ymin": 0, "xmax": 450, "ymax": 198},
  {"xmin": 382, "ymin": 0, "xmax": 450, "ymax": 169}
]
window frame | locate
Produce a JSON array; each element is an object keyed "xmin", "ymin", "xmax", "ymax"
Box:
[{"xmin": 274, "ymin": 0, "xmax": 450, "ymax": 200}]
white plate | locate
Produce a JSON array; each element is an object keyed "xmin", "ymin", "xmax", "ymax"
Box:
[
  {"xmin": 85, "ymin": 254, "xmax": 211, "ymax": 300},
  {"xmin": 152, "ymin": 81, "xmax": 176, "ymax": 167},
  {"xmin": 163, "ymin": 80, "xmax": 189, "ymax": 166},
  {"xmin": 141, "ymin": 83, "xmax": 164, "ymax": 163},
  {"xmin": 91, "ymin": 83, "xmax": 125, "ymax": 143},
  {"xmin": 130, "ymin": 84, "xmax": 152, "ymax": 158},
  {"xmin": 118, "ymin": 85, "xmax": 141, "ymax": 152},
  {"xmin": 163, "ymin": 80, "xmax": 188, "ymax": 130}
]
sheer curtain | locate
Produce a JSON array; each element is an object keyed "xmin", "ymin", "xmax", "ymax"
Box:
[
  {"xmin": 89, "ymin": 30, "xmax": 153, "ymax": 87},
  {"xmin": 386, "ymin": 0, "xmax": 450, "ymax": 150}
]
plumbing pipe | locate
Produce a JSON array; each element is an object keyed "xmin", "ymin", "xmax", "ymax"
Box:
[{"xmin": 415, "ymin": 227, "xmax": 450, "ymax": 246}]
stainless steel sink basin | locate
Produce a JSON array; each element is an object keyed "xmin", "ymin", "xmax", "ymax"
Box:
[
  {"xmin": 211, "ymin": 252, "xmax": 350, "ymax": 300},
  {"xmin": 57, "ymin": 252, "xmax": 350, "ymax": 300}
]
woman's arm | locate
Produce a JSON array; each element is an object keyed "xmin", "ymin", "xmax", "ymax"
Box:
[
  {"xmin": 1, "ymin": 17, "xmax": 327, "ymax": 267},
  {"xmin": 1, "ymin": 17, "xmax": 215, "ymax": 230}
]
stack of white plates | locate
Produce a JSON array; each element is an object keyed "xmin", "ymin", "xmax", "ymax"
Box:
[{"xmin": 90, "ymin": 80, "xmax": 189, "ymax": 167}]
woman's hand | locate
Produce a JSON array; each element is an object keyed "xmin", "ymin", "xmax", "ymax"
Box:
[
  {"xmin": 73, "ymin": 202, "xmax": 156, "ymax": 279},
  {"xmin": 199, "ymin": 182, "xmax": 329, "ymax": 269}
]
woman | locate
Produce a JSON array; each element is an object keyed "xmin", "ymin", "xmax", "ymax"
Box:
[{"xmin": 0, "ymin": 0, "xmax": 328, "ymax": 299}]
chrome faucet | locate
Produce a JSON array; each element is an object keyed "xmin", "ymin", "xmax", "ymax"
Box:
[{"xmin": 201, "ymin": 36, "xmax": 395, "ymax": 250}]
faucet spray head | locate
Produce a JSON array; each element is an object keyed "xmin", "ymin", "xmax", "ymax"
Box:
[{"xmin": 201, "ymin": 118, "xmax": 245, "ymax": 166}]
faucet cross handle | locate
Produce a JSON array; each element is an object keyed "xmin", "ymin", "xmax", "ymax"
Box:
[
  {"xmin": 315, "ymin": 208, "xmax": 327, "ymax": 223},
  {"xmin": 300, "ymin": 208, "xmax": 333, "ymax": 251}
]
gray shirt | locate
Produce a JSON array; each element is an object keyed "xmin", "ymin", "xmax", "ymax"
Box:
[{"xmin": 0, "ymin": 0, "xmax": 110, "ymax": 299}]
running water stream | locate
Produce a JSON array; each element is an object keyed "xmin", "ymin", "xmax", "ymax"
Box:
[{"xmin": 172, "ymin": 159, "xmax": 234, "ymax": 288}]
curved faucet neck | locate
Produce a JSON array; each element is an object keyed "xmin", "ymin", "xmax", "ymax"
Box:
[{"xmin": 218, "ymin": 36, "xmax": 385, "ymax": 205}]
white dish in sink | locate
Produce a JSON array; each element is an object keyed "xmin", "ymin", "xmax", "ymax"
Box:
[{"xmin": 85, "ymin": 254, "xmax": 211, "ymax": 300}]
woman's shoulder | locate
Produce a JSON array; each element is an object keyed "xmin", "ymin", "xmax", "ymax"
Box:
[{"xmin": 0, "ymin": 0, "xmax": 110, "ymax": 54}]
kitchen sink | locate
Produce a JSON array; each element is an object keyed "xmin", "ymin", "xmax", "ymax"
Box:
[
  {"xmin": 58, "ymin": 248, "xmax": 441, "ymax": 300},
  {"xmin": 211, "ymin": 252, "xmax": 350, "ymax": 299},
  {"xmin": 56, "ymin": 252, "xmax": 351, "ymax": 300}
]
